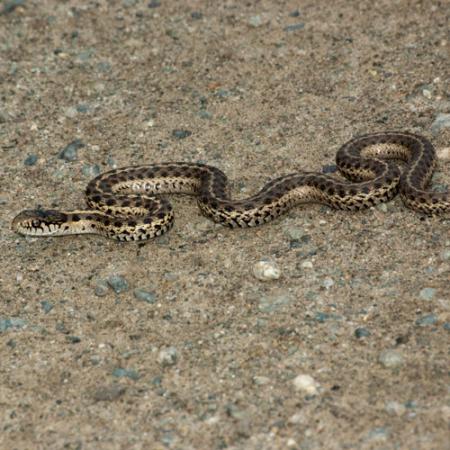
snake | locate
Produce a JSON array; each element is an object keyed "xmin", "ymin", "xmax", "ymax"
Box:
[{"xmin": 11, "ymin": 131, "xmax": 449, "ymax": 242}]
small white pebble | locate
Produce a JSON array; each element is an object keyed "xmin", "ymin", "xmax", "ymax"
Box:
[
  {"xmin": 436, "ymin": 147, "xmax": 450, "ymax": 161},
  {"xmin": 322, "ymin": 277, "xmax": 334, "ymax": 289},
  {"xmin": 422, "ymin": 88, "xmax": 432, "ymax": 99},
  {"xmin": 158, "ymin": 346, "xmax": 178, "ymax": 367},
  {"xmin": 385, "ymin": 401, "xmax": 406, "ymax": 416},
  {"xmin": 253, "ymin": 376, "xmax": 270, "ymax": 386},
  {"xmin": 288, "ymin": 412, "xmax": 306, "ymax": 424},
  {"xmin": 64, "ymin": 106, "xmax": 78, "ymax": 118},
  {"xmin": 253, "ymin": 260, "xmax": 281, "ymax": 281},
  {"xmin": 301, "ymin": 261, "xmax": 313, "ymax": 269},
  {"xmin": 292, "ymin": 374, "xmax": 319, "ymax": 395},
  {"xmin": 379, "ymin": 349, "xmax": 404, "ymax": 368}
]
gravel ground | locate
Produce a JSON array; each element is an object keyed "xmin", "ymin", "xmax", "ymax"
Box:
[{"xmin": 1, "ymin": 1, "xmax": 449, "ymax": 449}]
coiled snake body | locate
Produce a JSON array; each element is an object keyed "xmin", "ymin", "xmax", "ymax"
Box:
[{"xmin": 12, "ymin": 132, "xmax": 449, "ymax": 241}]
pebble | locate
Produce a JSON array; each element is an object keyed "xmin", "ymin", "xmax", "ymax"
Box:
[
  {"xmin": 92, "ymin": 384, "xmax": 126, "ymax": 402},
  {"xmin": 225, "ymin": 403, "xmax": 249, "ymax": 421},
  {"xmin": 354, "ymin": 327, "xmax": 371, "ymax": 338},
  {"xmin": 248, "ymin": 15, "xmax": 263, "ymax": 27},
  {"xmin": 259, "ymin": 294, "xmax": 291, "ymax": 313},
  {"xmin": 215, "ymin": 88, "xmax": 231, "ymax": 98},
  {"xmin": 431, "ymin": 113, "xmax": 450, "ymax": 134},
  {"xmin": 288, "ymin": 412, "xmax": 306, "ymax": 425},
  {"xmin": 385, "ymin": 401, "xmax": 406, "ymax": 416},
  {"xmin": 107, "ymin": 155, "xmax": 117, "ymax": 168},
  {"xmin": 322, "ymin": 277, "xmax": 334, "ymax": 289},
  {"xmin": 419, "ymin": 287, "xmax": 436, "ymax": 301},
  {"xmin": 112, "ymin": 368, "xmax": 140, "ymax": 380},
  {"xmin": 366, "ymin": 427, "xmax": 389, "ymax": 442},
  {"xmin": 97, "ymin": 62, "xmax": 111, "ymax": 73},
  {"xmin": 253, "ymin": 260, "xmax": 281, "ymax": 281},
  {"xmin": 148, "ymin": 0, "xmax": 160, "ymax": 7},
  {"xmin": 172, "ymin": 129, "xmax": 192, "ymax": 139},
  {"xmin": 378, "ymin": 349, "xmax": 404, "ymax": 368},
  {"xmin": 321, "ymin": 164, "xmax": 337, "ymax": 174},
  {"xmin": 77, "ymin": 49, "xmax": 93, "ymax": 62},
  {"xmin": 24, "ymin": 154, "xmax": 38, "ymax": 166},
  {"xmin": 284, "ymin": 23, "xmax": 305, "ymax": 32},
  {"xmin": 76, "ymin": 104, "xmax": 89, "ymax": 113},
  {"xmin": 443, "ymin": 323, "xmax": 450, "ymax": 331},
  {"xmin": 1, "ymin": 0, "xmax": 25, "ymax": 15},
  {"xmin": 0, "ymin": 317, "xmax": 27, "ymax": 332},
  {"xmin": 90, "ymin": 355, "xmax": 101, "ymax": 365},
  {"xmin": 253, "ymin": 376, "xmax": 271, "ymax": 386},
  {"xmin": 58, "ymin": 139, "xmax": 84, "ymax": 161},
  {"xmin": 284, "ymin": 226, "xmax": 308, "ymax": 241},
  {"xmin": 82, "ymin": 164, "xmax": 101, "ymax": 178},
  {"xmin": 314, "ymin": 312, "xmax": 341, "ymax": 323},
  {"xmin": 40, "ymin": 301, "xmax": 54, "ymax": 314},
  {"xmin": 66, "ymin": 335, "xmax": 81, "ymax": 344},
  {"xmin": 107, "ymin": 275, "xmax": 129, "ymax": 294},
  {"xmin": 415, "ymin": 314, "xmax": 437, "ymax": 327},
  {"xmin": 191, "ymin": 11, "xmax": 203, "ymax": 20},
  {"xmin": 94, "ymin": 280, "xmax": 109, "ymax": 297},
  {"xmin": 133, "ymin": 288, "xmax": 157, "ymax": 304},
  {"xmin": 292, "ymin": 374, "xmax": 319, "ymax": 395},
  {"xmin": 436, "ymin": 147, "xmax": 450, "ymax": 161},
  {"xmin": 198, "ymin": 110, "xmax": 212, "ymax": 119},
  {"xmin": 289, "ymin": 9, "xmax": 300, "ymax": 17},
  {"xmin": 64, "ymin": 106, "xmax": 78, "ymax": 118},
  {"xmin": 158, "ymin": 347, "xmax": 178, "ymax": 367},
  {"xmin": 376, "ymin": 202, "xmax": 388, "ymax": 213}
]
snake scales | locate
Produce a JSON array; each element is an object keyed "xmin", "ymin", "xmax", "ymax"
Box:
[{"xmin": 12, "ymin": 131, "xmax": 449, "ymax": 241}]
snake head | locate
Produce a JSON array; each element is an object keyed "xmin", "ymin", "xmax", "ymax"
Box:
[{"xmin": 11, "ymin": 209, "xmax": 68, "ymax": 236}]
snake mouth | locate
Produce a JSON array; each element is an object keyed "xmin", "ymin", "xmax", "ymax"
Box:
[{"xmin": 11, "ymin": 209, "xmax": 69, "ymax": 236}]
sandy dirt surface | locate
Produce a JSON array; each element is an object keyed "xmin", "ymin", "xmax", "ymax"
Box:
[{"xmin": 1, "ymin": 0, "xmax": 449, "ymax": 449}]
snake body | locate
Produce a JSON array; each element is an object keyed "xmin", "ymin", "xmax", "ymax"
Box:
[{"xmin": 12, "ymin": 132, "xmax": 449, "ymax": 241}]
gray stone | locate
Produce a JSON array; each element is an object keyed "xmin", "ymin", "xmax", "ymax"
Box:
[
  {"xmin": 1, "ymin": 0, "xmax": 25, "ymax": 15},
  {"xmin": 94, "ymin": 280, "xmax": 109, "ymax": 297},
  {"xmin": 284, "ymin": 23, "xmax": 305, "ymax": 32},
  {"xmin": 354, "ymin": 327, "xmax": 371, "ymax": 338},
  {"xmin": 158, "ymin": 347, "xmax": 178, "ymax": 367},
  {"xmin": 415, "ymin": 314, "xmax": 438, "ymax": 327},
  {"xmin": 82, "ymin": 164, "xmax": 101, "ymax": 178},
  {"xmin": 431, "ymin": 113, "xmax": 450, "ymax": 134},
  {"xmin": 58, "ymin": 139, "xmax": 84, "ymax": 161},
  {"xmin": 40, "ymin": 301, "xmax": 54, "ymax": 314},
  {"xmin": 172, "ymin": 129, "xmax": 192, "ymax": 139},
  {"xmin": 379, "ymin": 349, "xmax": 404, "ymax": 368},
  {"xmin": 112, "ymin": 368, "xmax": 140, "ymax": 380},
  {"xmin": 133, "ymin": 288, "xmax": 156, "ymax": 304},
  {"xmin": 0, "ymin": 317, "xmax": 27, "ymax": 332},
  {"xmin": 419, "ymin": 287, "xmax": 436, "ymax": 301},
  {"xmin": 107, "ymin": 275, "xmax": 129, "ymax": 294},
  {"xmin": 24, "ymin": 154, "xmax": 38, "ymax": 166}
]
